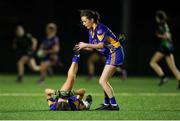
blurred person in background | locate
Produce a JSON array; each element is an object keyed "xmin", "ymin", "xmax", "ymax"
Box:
[
  {"xmin": 37, "ymin": 23, "xmax": 60, "ymax": 84},
  {"xmin": 149, "ymin": 10, "xmax": 180, "ymax": 89},
  {"xmin": 13, "ymin": 25, "xmax": 40, "ymax": 83}
]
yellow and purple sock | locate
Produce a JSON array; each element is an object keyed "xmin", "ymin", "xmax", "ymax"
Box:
[{"xmin": 72, "ymin": 54, "xmax": 80, "ymax": 63}]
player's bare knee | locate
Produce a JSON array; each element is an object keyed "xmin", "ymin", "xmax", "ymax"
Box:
[
  {"xmin": 17, "ymin": 61, "xmax": 22, "ymax": 66},
  {"xmin": 45, "ymin": 88, "xmax": 52, "ymax": 94},
  {"xmin": 81, "ymin": 88, "xmax": 86, "ymax": 94},
  {"xmin": 99, "ymin": 79, "xmax": 106, "ymax": 86},
  {"xmin": 45, "ymin": 89, "xmax": 49, "ymax": 94}
]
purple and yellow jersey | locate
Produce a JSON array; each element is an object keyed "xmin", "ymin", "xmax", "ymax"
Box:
[
  {"xmin": 89, "ymin": 23, "xmax": 124, "ymax": 66},
  {"xmin": 42, "ymin": 36, "xmax": 59, "ymax": 50},
  {"xmin": 67, "ymin": 96, "xmax": 83, "ymax": 110},
  {"xmin": 41, "ymin": 36, "xmax": 59, "ymax": 60},
  {"xmin": 47, "ymin": 96, "xmax": 84, "ymax": 111},
  {"xmin": 47, "ymin": 98, "xmax": 56, "ymax": 110},
  {"xmin": 89, "ymin": 23, "xmax": 121, "ymax": 56}
]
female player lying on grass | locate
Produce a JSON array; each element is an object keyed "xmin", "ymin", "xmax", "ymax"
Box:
[{"xmin": 45, "ymin": 52, "xmax": 92, "ymax": 111}]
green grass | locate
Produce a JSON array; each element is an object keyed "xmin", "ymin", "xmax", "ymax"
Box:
[{"xmin": 0, "ymin": 74, "xmax": 180, "ymax": 120}]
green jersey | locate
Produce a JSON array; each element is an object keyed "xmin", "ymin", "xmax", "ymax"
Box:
[
  {"xmin": 157, "ymin": 23, "xmax": 173, "ymax": 48},
  {"xmin": 15, "ymin": 33, "xmax": 33, "ymax": 55}
]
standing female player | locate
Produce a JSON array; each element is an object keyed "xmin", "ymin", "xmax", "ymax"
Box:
[
  {"xmin": 149, "ymin": 10, "xmax": 180, "ymax": 89},
  {"xmin": 76, "ymin": 10, "xmax": 124, "ymax": 110}
]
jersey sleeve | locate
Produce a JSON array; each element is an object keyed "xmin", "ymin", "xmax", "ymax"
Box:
[{"xmin": 47, "ymin": 98, "xmax": 56, "ymax": 110}]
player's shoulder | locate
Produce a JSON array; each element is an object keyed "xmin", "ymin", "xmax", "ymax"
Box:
[{"xmin": 96, "ymin": 23, "xmax": 107, "ymax": 35}]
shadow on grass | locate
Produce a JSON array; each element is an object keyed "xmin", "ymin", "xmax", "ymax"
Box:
[{"xmin": 1, "ymin": 109, "xmax": 180, "ymax": 113}]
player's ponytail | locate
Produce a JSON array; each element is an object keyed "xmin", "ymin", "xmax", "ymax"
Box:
[
  {"xmin": 93, "ymin": 11, "xmax": 100, "ymax": 23},
  {"xmin": 80, "ymin": 9, "xmax": 100, "ymax": 23}
]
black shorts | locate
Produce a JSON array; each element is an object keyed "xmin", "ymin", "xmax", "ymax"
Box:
[
  {"xmin": 157, "ymin": 45, "xmax": 174, "ymax": 56},
  {"xmin": 16, "ymin": 51, "xmax": 35, "ymax": 60}
]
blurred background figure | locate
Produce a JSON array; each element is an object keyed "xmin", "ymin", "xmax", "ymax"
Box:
[
  {"xmin": 37, "ymin": 22, "xmax": 61, "ymax": 84},
  {"xmin": 13, "ymin": 25, "xmax": 40, "ymax": 83},
  {"xmin": 149, "ymin": 10, "xmax": 180, "ymax": 89}
]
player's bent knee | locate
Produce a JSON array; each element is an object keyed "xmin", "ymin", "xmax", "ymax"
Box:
[
  {"xmin": 45, "ymin": 88, "xmax": 51, "ymax": 94},
  {"xmin": 80, "ymin": 88, "xmax": 86, "ymax": 94},
  {"xmin": 150, "ymin": 61, "xmax": 155, "ymax": 67},
  {"xmin": 17, "ymin": 61, "xmax": 23, "ymax": 66},
  {"xmin": 99, "ymin": 79, "xmax": 106, "ymax": 86},
  {"xmin": 45, "ymin": 89, "xmax": 49, "ymax": 93}
]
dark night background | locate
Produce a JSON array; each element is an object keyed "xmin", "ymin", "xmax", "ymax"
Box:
[{"xmin": 0, "ymin": 0, "xmax": 179, "ymax": 76}]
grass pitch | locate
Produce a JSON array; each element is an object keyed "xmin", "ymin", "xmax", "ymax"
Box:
[{"xmin": 0, "ymin": 74, "xmax": 180, "ymax": 120}]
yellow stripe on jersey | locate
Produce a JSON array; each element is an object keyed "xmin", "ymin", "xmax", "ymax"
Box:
[
  {"xmin": 107, "ymin": 37, "xmax": 121, "ymax": 48},
  {"xmin": 90, "ymin": 31, "xmax": 95, "ymax": 38},
  {"xmin": 110, "ymin": 51, "xmax": 116, "ymax": 65},
  {"xmin": 97, "ymin": 33, "xmax": 105, "ymax": 41},
  {"xmin": 73, "ymin": 100, "xmax": 79, "ymax": 107},
  {"xmin": 48, "ymin": 100, "xmax": 55, "ymax": 106}
]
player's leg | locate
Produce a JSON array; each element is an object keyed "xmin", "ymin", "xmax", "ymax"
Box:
[
  {"xmin": 96, "ymin": 47, "xmax": 124, "ymax": 110},
  {"xmin": 48, "ymin": 55, "xmax": 58, "ymax": 76},
  {"xmin": 16, "ymin": 55, "xmax": 30, "ymax": 82},
  {"xmin": 60, "ymin": 54, "xmax": 80, "ymax": 91},
  {"xmin": 116, "ymin": 66, "xmax": 127, "ymax": 80},
  {"xmin": 98, "ymin": 65, "xmax": 118, "ymax": 109},
  {"xmin": 149, "ymin": 51, "xmax": 167, "ymax": 86},
  {"xmin": 37, "ymin": 61, "xmax": 51, "ymax": 84},
  {"xmin": 74, "ymin": 88, "xmax": 86, "ymax": 99},
  {"xmin": 87, "ymin": 52, "xmax": 99, "ymax": 80},
  {"xmin": 28, "ymin": 58, "xmax": 41, "ymax": 71},
  {"xmin": 165, "ymin": 54, "xmax": 180, "ymax": 89},
  {"xmin": 99, "ymin": 65, "xmax": 116, "ymax": 98},
  {"xmin": 81, "ymin": 94, "xmax": 92, "ymax": 110}
]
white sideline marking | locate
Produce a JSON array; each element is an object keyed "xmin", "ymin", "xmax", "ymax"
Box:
[{"xmin": 0, "ymin": 93, "xmax": 180, "ymax": 97}]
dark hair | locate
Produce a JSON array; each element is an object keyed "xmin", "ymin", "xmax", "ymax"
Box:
[
  {"xmin": 80, "ymin": 10, "xmax": 100, "ymax": 23},
  {"xmin": 155, "ymin": 10, "xmax": 168, "ymax": 23}
]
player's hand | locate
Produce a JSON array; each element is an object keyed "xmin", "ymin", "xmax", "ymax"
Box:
[
  {"xmin": 73, "ymin": 44, "xmax": 79, "ymax": 50},
  {"xmin": 76, "ymin": 42, "xmax": 88, "ymax": 51}
]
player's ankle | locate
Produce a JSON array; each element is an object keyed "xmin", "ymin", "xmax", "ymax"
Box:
[{"xmin": 72, "ymin": 55, "xmax": 80, "ymax": 63}]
